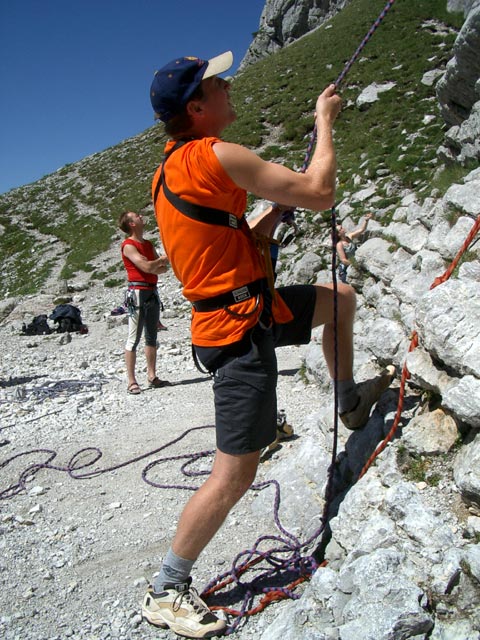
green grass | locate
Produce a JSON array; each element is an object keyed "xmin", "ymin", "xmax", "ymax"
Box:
[
  {"xmin": 397, "ymin": 447, "xmax": 445, "ymax": 487},
  {"xmin": 432, "ymin": 160, "xmax": 477, "ymax": 196},
  {"xmin": 230, "ymin": 0, "xmax": 463, "ymax": 203},
  {"xmin": 0, "ymin": 0, "xmax": 469, "ymax": 295}
]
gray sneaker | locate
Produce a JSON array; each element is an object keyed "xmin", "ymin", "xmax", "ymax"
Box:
[
  {"xmin": 340, "ymin": 365, "xmax": 396, "ymax": 430},
  {"xmin": 142, "ymin": 578, "xmax": 226, "ymax": 638}
]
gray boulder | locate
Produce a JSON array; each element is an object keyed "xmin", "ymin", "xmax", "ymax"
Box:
[
  {"xmin": 436, "ymin": 4, "xmax": 480, "ymax": 125},
  {"xmin": 415, "ymin": 279, "xmax": 480, "ymax": 378}
]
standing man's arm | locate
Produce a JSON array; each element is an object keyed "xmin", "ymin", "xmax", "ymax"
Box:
[{"xmin": 123, "ymin": 244, "xmax": 169, "ymax": 275}]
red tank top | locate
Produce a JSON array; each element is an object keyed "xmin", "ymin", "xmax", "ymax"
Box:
[{"xmin": 121, "ymin": 238, "xmax": 158, "ymax": 286}]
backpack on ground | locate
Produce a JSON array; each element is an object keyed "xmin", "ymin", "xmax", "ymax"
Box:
[
  {"xmin": 49, "ymin": 304, "xmax": 85, "ymax": 333},
  {"xmin": 21, "ymin": 314, "xmax": 52, "ymax": 336}
]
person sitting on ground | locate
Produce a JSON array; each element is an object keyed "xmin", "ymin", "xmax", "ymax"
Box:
[
  {"xmin": 142, "ymin": 50, "xmax": 395, "ymax": 638},
  {"xmin": 118, "ymin": 211, "xmax": 170, "ymax": 394},
  {"xmin": 336, "ymin": 212, "xmax": 373, "ymax": 283}
]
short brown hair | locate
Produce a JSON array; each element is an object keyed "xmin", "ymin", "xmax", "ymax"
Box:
[
  {"xmin": 118, "ymin": 211, "xmax": 135, "ymax": 234},
  {"xmin": 164, "ymin": 84, "xmax": 205, "ymax": 139}
]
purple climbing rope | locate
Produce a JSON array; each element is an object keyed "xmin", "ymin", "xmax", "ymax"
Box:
[{"xmin": 300, "ymin": 0, "xmax": 397, "ymax": 173}]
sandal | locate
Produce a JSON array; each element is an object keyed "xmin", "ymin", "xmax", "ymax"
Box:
[
  {"xmin": 148, "ymin": 377, "xmax": 171, "ymax": 388},
  {"xmin": 127, "ymin": 382, "xmax": 142, "ymax": 395}
]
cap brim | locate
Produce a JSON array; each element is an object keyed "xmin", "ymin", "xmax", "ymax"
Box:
[{"xmin": 203, "ymin": 51, "xmax": 233, "ymax": 80}]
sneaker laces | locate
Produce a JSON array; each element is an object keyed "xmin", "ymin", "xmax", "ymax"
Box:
[{"xmin": 173, "ymin": 586, "xmax": 210, "ymax": 617}]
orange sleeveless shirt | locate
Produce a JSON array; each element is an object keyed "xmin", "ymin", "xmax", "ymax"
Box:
[{"xmin": 152, "ymin": 137, "xmax": 292, "ymax": 347}]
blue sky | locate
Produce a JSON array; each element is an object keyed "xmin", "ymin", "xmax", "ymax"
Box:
[{"xmin": 0, "ymin": 0, "xmax": 266, "ymax": 194}]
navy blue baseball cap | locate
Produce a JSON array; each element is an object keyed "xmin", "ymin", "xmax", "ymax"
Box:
[{"xmin": 150, "ymin": 51, "xmax": 233, "ymax": 122}]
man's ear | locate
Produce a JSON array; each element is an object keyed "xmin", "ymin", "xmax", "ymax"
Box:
[{"xmin": 186, "ymin": 99, "xmax": 204, "ymax": 118}]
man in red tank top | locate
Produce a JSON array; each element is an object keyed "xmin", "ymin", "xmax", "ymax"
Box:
[{"xmin": 118, "ymin": 211, "xmax": 170, "ymax": 395}]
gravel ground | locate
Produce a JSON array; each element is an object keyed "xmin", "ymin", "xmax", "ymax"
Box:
[{"xmin": 0, "ymin": 279, "xmax": 323, "ymax": 640}]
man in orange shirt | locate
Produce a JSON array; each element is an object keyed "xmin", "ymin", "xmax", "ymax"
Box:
[
  {"xmin": 142, "ymin": 51, "xmax": 394, "ymax": 637},
  {"xmin": 119, "ymin": 211, "xmax": 170, "ymax": 394}
]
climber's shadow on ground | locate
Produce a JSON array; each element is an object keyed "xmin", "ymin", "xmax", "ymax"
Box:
[
  {"xmin": 203, "ymin": 564, "xmax": 306, "ymax": 610},
  {"xmin": 152, "ymin": 375, "xmax": 210, "ymax": 388},
  {"xmin": 162, "ymin": 366, "xmax": 300, "ymax": 389}
]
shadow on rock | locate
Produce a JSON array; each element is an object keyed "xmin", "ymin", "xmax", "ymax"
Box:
[{"xmin": 313, "ymin": 388, "xmax": 422, "ymax": 563}]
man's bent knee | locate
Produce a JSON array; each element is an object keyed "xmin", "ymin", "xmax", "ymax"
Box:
[{"xmin": 313, "ymin": 282, "xmax": 356, "ymax": 327}]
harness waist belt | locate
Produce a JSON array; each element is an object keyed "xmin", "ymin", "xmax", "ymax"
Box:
[
  {"xmin": 192, "ymin": 278, "xmax": 266, "ymax": 312},
  {"xmin": 128, "ymin": 281, "xmax": 157, "ymax": 289}
]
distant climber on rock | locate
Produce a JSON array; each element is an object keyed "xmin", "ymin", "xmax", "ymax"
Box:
[
  {"xmin": 141, "ymin": 49, "xmax": 395, "ymax": 638},
  {"xmin": 118, "ymin": 211, "xmax": 170, "ymax": 395},
  {"xmin": 336, "ymin": 212, "xmax": 373, "ymax": 283}
]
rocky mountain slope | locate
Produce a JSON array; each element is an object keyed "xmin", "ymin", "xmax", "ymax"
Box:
[
  {"xmin": 1, "ymin": 1, "xmax": 480, "ymax": 639},
  {"xmin": 239, "ymin": 0, "xmax": 354, "ymax": 70}
]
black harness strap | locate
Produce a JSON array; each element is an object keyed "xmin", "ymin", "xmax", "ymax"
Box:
[
  {"xmin": 152, "ymin": 139, "xmax": 263, "ymax": 313},
  {"xmin": 128, "ymin": 281, "xmax": 157, "ymax": 289},
  {"xmin": 192, "ymin": 278, "xmax": 266, "ymax": 312},
  {"xmin": 153, "ymin": 140, "xmax": 245, "ymax": 229}
]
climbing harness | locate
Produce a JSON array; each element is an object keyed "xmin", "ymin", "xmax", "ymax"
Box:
[
  {"xmin": 154, "ymin": 140, "xmax": 273, "ymax": 318},
  {"xmin": 124, "ymin": 283, "xmax": 160, "ymax": 317},
  {"xmin": 153, "ymin": 140, "xmax": 246, "ymax": 230}
]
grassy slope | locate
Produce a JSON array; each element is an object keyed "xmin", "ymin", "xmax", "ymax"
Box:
[{"xmin": 0, "ymin": 0, "xmax": 466, "ymax": 296}]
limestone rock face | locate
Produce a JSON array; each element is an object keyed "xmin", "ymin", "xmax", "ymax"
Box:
[
  {"xmin": 438, "ymin": 0, "xmax": 480, "ymax": 125},
  {"xmin": 239, "ymin": 0, "xmax": 354, "ymax": 70},
  {"xmin": 436, "ymin": 2, "xmax": 480, "ymax": 163}
]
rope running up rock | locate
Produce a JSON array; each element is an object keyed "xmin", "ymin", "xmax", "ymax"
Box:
[{"xmin": 358, "ymin": 214, "xmax": 480, "ymax": 481}]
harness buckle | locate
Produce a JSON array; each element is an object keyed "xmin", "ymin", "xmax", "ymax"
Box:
[
  {"xmin": 228, "ymin": 213, "xmax": 239, "ymax": 229},
  {"xmin": 232, "ymin": 286, "xmax": 251, "ymax": 303}
]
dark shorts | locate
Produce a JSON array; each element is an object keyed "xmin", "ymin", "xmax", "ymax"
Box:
[{"xmin": 195, "ymin": 285, "xmax": 316, "ymax": 455}]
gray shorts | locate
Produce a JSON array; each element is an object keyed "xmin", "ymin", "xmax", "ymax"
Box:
[{"xmin": 197, "ymin": 285, "xmax": 316, "ymax": 455}]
